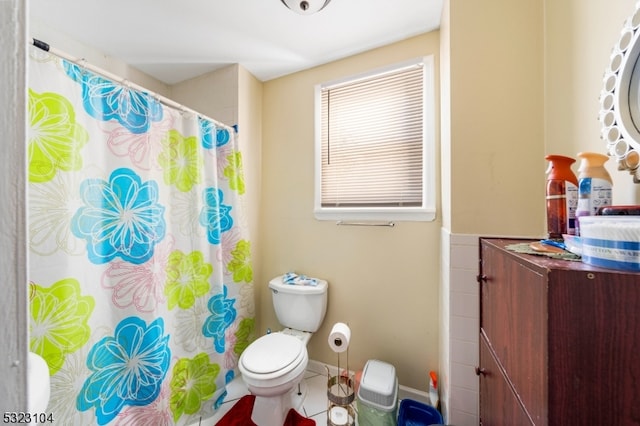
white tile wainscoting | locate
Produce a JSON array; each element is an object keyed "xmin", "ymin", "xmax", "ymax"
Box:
[{"xmin": 441, "ymin": 230, "xmax": 481, "ymax": 426}]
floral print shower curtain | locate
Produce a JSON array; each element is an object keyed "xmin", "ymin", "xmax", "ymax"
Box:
[{"xmin": 27, "ymin": 47, "xmax": 255, "ymax": 425}]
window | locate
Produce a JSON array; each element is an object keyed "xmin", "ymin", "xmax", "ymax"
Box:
[{"xmin": 314, "ymin": 56, "xmax": 436, "ymax": 222}]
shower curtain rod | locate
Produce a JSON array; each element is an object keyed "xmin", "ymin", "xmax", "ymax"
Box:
[{"xmin": 30, "ymin": 38, "xmax": 236, "ymax": 133}]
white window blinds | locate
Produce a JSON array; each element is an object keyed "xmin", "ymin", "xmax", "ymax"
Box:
[{"xmin": 319, "ymin": 62, "xmax": 425, "ymax": 208}]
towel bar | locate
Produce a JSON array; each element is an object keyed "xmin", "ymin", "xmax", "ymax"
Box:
[{"xmin": 336, "ymin": 221, "xmax": 395, "ymax": 227}]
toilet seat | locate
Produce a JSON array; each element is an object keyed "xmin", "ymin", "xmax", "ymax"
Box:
[{"xmin": 239, "ymin": 333, "xmax": 308, "ymax": 387}]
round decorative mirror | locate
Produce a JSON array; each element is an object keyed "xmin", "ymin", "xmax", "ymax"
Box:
[{"xmin": 600, "ymin": 3, "xmax": 640, "ymax": 183}]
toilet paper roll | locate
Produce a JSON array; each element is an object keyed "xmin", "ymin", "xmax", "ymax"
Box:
[
  {"xmin": 329, "ymin": 406, "xmax": 350, "ymax": 426},
  {"xmin": 328, "ymin": 322, "xmax": 351, "ymax": 353}
]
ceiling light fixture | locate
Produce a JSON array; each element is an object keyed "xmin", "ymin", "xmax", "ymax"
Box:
[{"xmin": 281, "ymin": 0, "xmax": 331, "ymax": 15}]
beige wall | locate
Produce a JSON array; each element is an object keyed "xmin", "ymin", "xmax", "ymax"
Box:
[
  {"xmin": 260, "ymin": 33, "xmax": 441, "ymax": 390},
  {"xmin": 446, "ymin": 0, "xmax": 545, "ymax": 236},
  {"xmin": 171, "ymin": 65, "xmax": 240, "ymax": 128},
  {"xmin": 237, "ymin": 65, "xmax": 264, "ymax": 325},
  {"xmin": 545, "ymin": 0, "xmax": 640, "ymax": 203}
]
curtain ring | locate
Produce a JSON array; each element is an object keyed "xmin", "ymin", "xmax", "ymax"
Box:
[
  {"xmin": 78, "ymin": 58, "xmax": 88, "ymax": 77},
  {"xmin": 151, "ymin": 93, "xmax": 162, "ymax": 108}
]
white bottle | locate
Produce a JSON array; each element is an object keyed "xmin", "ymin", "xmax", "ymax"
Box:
[{"xmin": 575, "ymin": 152, "xmax": 612, "ymax": 235}]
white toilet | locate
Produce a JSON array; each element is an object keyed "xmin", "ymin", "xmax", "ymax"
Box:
[{"xmin": 239, "ymin": 275, "xmax": 328, "ymax": 426}]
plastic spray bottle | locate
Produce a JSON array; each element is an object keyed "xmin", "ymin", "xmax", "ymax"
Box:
[
  {"xmin": 575, "ymin": 152, "xmax": 612, "ymax": 235},
  {"xmin": 429, "ymin": 371, "xmax": 439, "ymax": 409},
  {"xmin": 545, "ymin": 155, "xmax": 579, "ymax": 239}
]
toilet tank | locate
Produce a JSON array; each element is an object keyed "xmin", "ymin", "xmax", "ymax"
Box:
[{"xmin": 269, "ymin": 275, "xmax": 328, "ymax": 332}]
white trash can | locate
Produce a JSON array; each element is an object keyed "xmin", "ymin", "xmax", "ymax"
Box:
[{"xmin": 356, "ymin": 360, "xmax": 398, "ymax": 426}]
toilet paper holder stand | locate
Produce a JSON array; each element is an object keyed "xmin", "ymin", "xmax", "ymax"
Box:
[{"xmin": 326, "ymin": 345, "xmax": 356, "ymax": 425}]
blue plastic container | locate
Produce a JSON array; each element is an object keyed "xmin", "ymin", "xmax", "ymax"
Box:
[{"xmin": 397, "ymin": 399, "xmax": 443, "ymax": 426}]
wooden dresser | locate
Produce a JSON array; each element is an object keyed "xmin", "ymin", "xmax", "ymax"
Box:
[{"xmin": 478, "ymin": 238, "xmax": 640, "ymax": 426}]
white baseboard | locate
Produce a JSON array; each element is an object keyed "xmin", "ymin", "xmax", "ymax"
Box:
[{"xmin": 307, "ymin": 359, "xmax": 432, "ymax": 405}]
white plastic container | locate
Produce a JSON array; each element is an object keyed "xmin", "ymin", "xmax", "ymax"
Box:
[
  {"xmin": 575, "ymin": 152, "xmax": 612, "ymax": 236},
  {"xmin": 579, "ymin": 216, "xmax": 640, "ymax": 271},
  {"xmin": 357, "ymin": 360, "xmax": 398, "ymax": 426}
]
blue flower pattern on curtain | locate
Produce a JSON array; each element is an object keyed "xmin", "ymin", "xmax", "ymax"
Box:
[
  {"xmin": 27, "ymin": 48, "xmax": 255, "ymax": 425},
  {"xmin": 203, "ymin": 286, "xmax": 237, "ymax": 354},
  {"xmin": 64, "ymin": 61, "xmax": 164, "ymax": 134},
  {"xmin": 200, "ymin": 188, "xmax": 234, "ymax": 245},
  {"xmin": 71, "ymin": 168, "xmax": 166, "ymax": 265},
  {"xmin": 77, "ymin": 317, "xmax": 171, "ymax": 424}
]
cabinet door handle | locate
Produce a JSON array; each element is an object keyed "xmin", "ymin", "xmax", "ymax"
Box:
[
  {"xmin": 475, "ymin": 366, "xmax": 487, "ymax": 376},
  {"xmin": 477, "ymin": 274, "xmax": 488, "ymax": 283}
]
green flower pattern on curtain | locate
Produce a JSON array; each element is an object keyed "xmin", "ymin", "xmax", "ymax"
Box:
[
  {"xmin": 29, "ymin": 278, "xmax": 95, "ymax": 375},
  {"xmin": 27, "ymin": 48, "xmax": 255, "ymax": 425},
  {"xmin": 224, "ymin": 151, "xmax": 245, "ymax": 195},
  {"xmin": 169, "ymin": 352, "xmax": 220, "ymax": 421},
  {"xmin": 158, "ymin": 129, "xmax": 204, "ymax": 192},
  {"xmin": 28, "ymin": 89, "xmax": 89, "ymax": 183},
  {"xmin": 228, "ymin": 240, "xmax": 253, "ymax": 283},
  {"xmin": 164, "ymin": 250, "xmax": 213, "ymax": 310}
]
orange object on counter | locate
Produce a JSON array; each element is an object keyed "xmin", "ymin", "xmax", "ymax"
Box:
[{"xmin": 545, "ymin": 155, "xmax": 579, "ymax": 239}]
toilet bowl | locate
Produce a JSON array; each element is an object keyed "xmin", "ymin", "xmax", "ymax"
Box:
[{"xmin": 239, "ymin": 332, "xmax": 309, "ymax": 426}]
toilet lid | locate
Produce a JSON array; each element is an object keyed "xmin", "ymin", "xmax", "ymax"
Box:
[{"xmin": 241, "ymin": 333, "xmax": 304, "ymax": 374}]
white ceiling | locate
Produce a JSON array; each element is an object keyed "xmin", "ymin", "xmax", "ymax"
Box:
[{"xmin": 29, "ymin": 0, "xmax": 443, "ymax": 84}]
